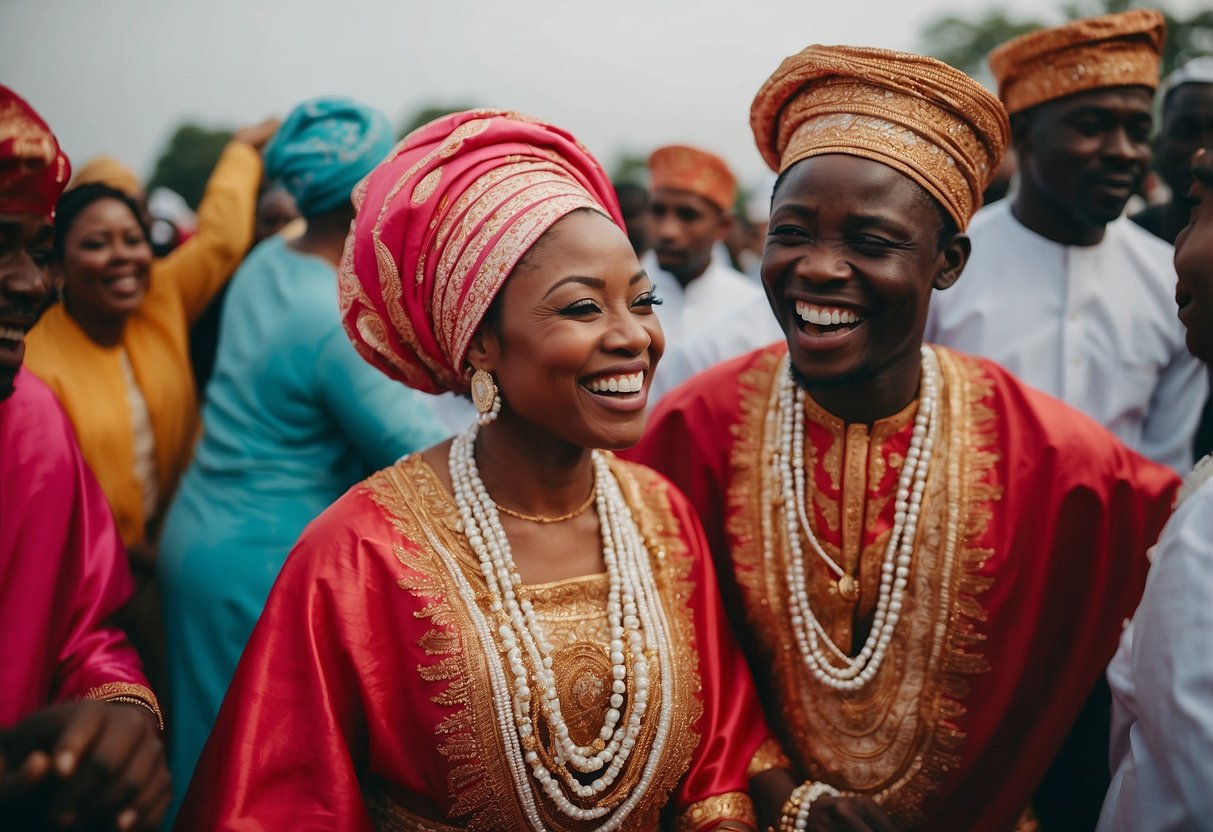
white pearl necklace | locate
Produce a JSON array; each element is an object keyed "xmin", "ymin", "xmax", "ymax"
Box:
[
  {"xmin": 772, "ymin": 347, "xmax": 940, "ymax": 691},
  {"xmin": 448, "ymin": 424, "xmax": 674, "ymax": 830}
]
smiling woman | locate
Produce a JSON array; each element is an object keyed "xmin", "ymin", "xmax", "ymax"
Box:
[{"xmin": 177, "ymin": 109, "xmax": 783, "ymax": 831}]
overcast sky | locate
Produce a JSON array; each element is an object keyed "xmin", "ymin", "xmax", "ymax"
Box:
[{"xmin": 2, "ymin": 0, "xmax": 1202, "ymax": 192}]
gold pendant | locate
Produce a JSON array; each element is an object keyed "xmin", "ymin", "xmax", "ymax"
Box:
[{"xmin": 836, "ymin": 574, "xmax": 860, "ymax": 602}]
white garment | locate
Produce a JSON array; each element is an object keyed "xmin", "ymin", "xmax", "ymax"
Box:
[
  {"xmin": 641, "ymin": 250, "xmax": 775, "ymax": 400},
  {"xmin": 119, "ymin": 347, "xmax": 159, "ymax": 524},
  {"xmin": 1098, "ymin": 459, "xmax": 1213, "ymax": 832},
  {"xmin": 649, "ymin": 294, "xmax": 784, "ymax": 402},
  {"xmin": 642, "ymin": 250, "xmax": 765, "ymax": 347},
  {"xmin": 926, "ymin": 200, "xmax": 1206, "ymax": 471}
]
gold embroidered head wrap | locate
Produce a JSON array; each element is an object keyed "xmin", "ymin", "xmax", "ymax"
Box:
[
  {"xmin": 989, "ymin": 10, "xmax": 1165, "ymax": 115},
  {"xmin": 750, "ymin": 45, "xmax": 1009, "ymax": 230},
  {"xmin": 648, "ymin": 145, "xmax": 738, "ymax": 212}
]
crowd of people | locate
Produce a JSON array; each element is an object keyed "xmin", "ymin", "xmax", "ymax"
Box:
[{"xmin": 2, "ymin": 7, "xmax": 1212, "ymax": 831}]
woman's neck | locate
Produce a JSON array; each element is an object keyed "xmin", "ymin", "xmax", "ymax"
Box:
[
  {"xmin": 473, "ymin": 416, "xmax": 596, "ymax": 517},
  {"xmin": 288, "ymin": 211, "xmax": 354, "ymax": 268},
  {"xmin": 64, "ymin": 295, "xmax": 126, "ymax": 348}
]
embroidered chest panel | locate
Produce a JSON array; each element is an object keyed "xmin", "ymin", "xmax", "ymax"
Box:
[{"xmin": 725, "ymin": 348, "xmax": 1000, "ymax": 824}]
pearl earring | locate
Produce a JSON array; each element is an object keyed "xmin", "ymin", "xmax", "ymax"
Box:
[{"xmin": 470, "ymin": 369, "xmax": 502, "ymax": 426}]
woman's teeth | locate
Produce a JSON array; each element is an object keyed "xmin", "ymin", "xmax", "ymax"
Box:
[
  {"xmin": 795, "ymin": 300, "xmax": 863, "ymax": 326},
  {"xmin": 586, "ymin": 371, "xmax": 644, "ymax": 394}
]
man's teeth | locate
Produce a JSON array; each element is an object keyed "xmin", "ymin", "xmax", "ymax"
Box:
[
  {"xmin": 586, "ymin": 371, "xmax": 644, "ymax": 394},
  {"xmin": 794, "ymin": 300, "xmax": 863, "ymax": 326},
  {"xmin": 0, "ymin": 326, "xmax": 26, "ymax": 342}
]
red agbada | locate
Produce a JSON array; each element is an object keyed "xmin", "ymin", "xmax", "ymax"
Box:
[
  {"xmin": 0, "ymin": 370, "xmax": 158, "ymax": 726},
  {"xmin": 628, "ymin": 343, "xmax": 1178, "ymax": 830}
]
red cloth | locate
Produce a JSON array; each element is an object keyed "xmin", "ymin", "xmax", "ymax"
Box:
[
  {"xmin": 627, "ymin": 343, "xmax": 1179, "ymax": 831},
  {"xmin": 339, "ymin": 109, "xmax": 624, "ymax": 395},
  {"xmin": 0, "ymin": 369, "xmax": 149, "ymax": 727},
  {"xmin": 0, "ymin": 86, "xmax": 70, "ymax": 220},
  {"xmin": 178, "ymin": 456, "xmax": 768, "ymax": 830}
]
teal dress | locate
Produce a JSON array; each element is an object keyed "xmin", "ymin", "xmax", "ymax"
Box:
[{"xmin": 159, "ymin": 237, "xmax": 444, "ymax": 821}]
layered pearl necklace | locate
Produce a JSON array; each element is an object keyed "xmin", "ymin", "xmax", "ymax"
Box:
[
  {"xmin": 448, "ymin": 424, "xmax": 674, "ymax": 830},
  {"xmin": 772, "ymin": 347, "xmax": 940, "ymax": 691}
]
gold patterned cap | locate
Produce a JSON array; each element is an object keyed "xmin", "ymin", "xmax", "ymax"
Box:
[
  {"xmin": 69, "ymin": 155, "xmax": 142, "ymax": 198},
  {"xmin": 750, "ymin": 45, "xmax": 1009, "ymax": 230},
  {"xmin": 989, "ymin": 10, "xmax": 1165, "ymax": 115},
  {"xmin": 648, "ymin": 145, "xmax": 737, "ymax": 212}
]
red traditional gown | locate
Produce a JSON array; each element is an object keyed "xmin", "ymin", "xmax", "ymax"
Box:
[
  {"xmin": 629, "ymin": 343, "xmax": 1178, "ymax": 831},
  {"xmin": 178, "ymin": 454, "xmax": 774, "ymax": 831},
  {"xmin": 0, "ymin": 369, "xmax": 159, "ymax": 727}
]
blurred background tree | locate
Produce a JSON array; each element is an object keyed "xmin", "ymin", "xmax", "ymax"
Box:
[
  {"xmin": 397, "ymin": 102, "xmax": 477, "ymax": 139},
  {"xmin": 146, "ymin": 123, "xmax": 233, "ymax": 210},
  {"xmin": 610, "ymin": 151, "xmax": 648, "ymax": 184},
  {"xmin": 920, "ymin": 0, "xmax": 1212, "ymax": 78}
]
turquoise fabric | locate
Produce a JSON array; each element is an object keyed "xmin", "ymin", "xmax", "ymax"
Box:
[
  {"xmin": 159, "ymin": 236, "xmax": 444, "ymax": 824},
  {"xmin": 262, "ymin": 96, "xmax": 394, "ymax": 216}
]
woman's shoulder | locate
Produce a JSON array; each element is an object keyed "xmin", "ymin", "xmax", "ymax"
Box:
[{"xmin": 291, "ymin": 456, "xmax": 447, "ymax": 561}]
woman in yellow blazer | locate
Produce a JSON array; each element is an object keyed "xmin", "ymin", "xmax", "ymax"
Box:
[
  {"xmin": 25, "ymin": 120, "xmax": 276, "ymax": 554},
  {"xmin": 23, "ymin": 120, "xmax": 277, "ymax": 693}
]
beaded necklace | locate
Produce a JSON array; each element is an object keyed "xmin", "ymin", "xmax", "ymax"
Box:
[
  {"xmin": 770, "ymin": 346, "xmax": 940, "ymax": 691},
  {"xmin": 448, "ymin": 424, "xmax": 673, "ymax": 830}
]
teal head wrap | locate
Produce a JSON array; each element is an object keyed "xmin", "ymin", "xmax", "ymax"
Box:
[{"xmin": 263, "ymin": 96, "xmax": 394, "ymax": 217}]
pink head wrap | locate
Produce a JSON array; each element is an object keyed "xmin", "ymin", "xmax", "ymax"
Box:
[{"xmin": 339, "ymin": 109, "xmax": 624, "ymax": 394}]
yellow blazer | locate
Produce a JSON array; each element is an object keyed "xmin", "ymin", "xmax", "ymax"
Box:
[{"xmin": 26, "ymin": 142, "xmax": 262, "ymax": 547}]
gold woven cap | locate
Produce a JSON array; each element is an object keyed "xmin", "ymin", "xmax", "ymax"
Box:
[
  {"xmin": 648, "ymin": 144, "xmax": 737, "ymax": 212},
  {"xmin": 750, "ymin": 44, "xmax": 1009, "ymax": 230},
  {"xmin": 989, "ymin": 9, "xmax": 1165, "ymax": 115}
]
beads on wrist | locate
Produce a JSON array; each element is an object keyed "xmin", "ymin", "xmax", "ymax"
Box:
[{"xmin": 779, "ymin": 781, "xmax": 840, "ymax": 832}]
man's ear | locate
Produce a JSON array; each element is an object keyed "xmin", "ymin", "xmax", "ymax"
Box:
[{"xmin": 933, "ymin": 232, "xmax": 971, "ymax": 291}]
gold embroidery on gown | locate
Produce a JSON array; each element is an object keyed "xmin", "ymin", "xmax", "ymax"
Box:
[
  {"xmin": 726, "ymin": 346, "xmax": 1000, "ymax": 824},
  {"xmin": 364, "ymin": 454, "xmax": 711, "ymax": 831}
]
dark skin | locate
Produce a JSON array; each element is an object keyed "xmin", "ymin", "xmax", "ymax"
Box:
[
  {"xmin": 0, "ymin": 702, "xmax": 168, "ymax": 831},
  {"xmin": 421, "ymin": 210, "xmax": 665, "ymax": 585},
  {"xmin": 756, "ymin": 153, "xmax": 972, "ymax": 830},
  {"xmin": 0, "ymin": 212, "xmax": 54, "ymax": 400},
  {"xmin": 288, "ymin": 206, "xmax": 353, "ymax": 268},
  {"xmin": 253, "ymin": 187, "xmax": 300, "ymax": 246},
  {"xmin": 1134, "ymin": 83, "xmax": 1213, "ymax": 244},
  {"xmin": 0, "ymin": 218, "xmax": 170, "ymax": 830},
  {"xmin": 52, "ymin": 118, "xmax": 280, "ymax": 349},
  {"xmin": 649, "ymin": 188, "xmax": 731, "ymax": 287},
  {"xmin": 1011, "ymin": 86, "xmax": 1154, "ymax": 247},
  {"xmin": 763, "ymin": 154, "xmax": 969, "ymax": 425},
  {"xmin": 1175, "ymin": 149, "xmax": 1213, "ymax": 363}
]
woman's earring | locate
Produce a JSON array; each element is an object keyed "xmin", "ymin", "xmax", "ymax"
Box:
[{"xmin": 470, "ymin": 369, "xmax": 502, "ymax": 426}]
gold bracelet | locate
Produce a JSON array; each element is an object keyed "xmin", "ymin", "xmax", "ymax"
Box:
[
  {"xmin": 106, "ymin": 695, "xmax": 165, "ymax": 731},
  {"xmin": 82, "ymin": 682, "xmax": 164, "ymax": 731}
]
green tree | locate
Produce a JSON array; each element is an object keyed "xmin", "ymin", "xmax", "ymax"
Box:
[
  {"xmin": 397, "ymin": 102, "xmax": 478, "ymax": 140},
  {"xmin": 610, "ymin": 151, "xmax": 649, "ymax": 185},
  {"xmin": 146, "ymin": 124, "xmax": 233, "ymax": 211},
  {"xmin": 920, "ymin": 0, "xmax": 1213, "ymax": 78}
]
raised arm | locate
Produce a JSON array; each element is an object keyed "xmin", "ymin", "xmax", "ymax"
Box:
[{"xmin": 159, "ymin": 118, "xmax": 279, "ymax": 322}]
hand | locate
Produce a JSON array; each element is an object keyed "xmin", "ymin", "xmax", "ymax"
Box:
[
  {"xmin": 0, "ymin": 701, "xmax": 170, "ymax": 830},
  {"xmin": 805, "ymin": 796, "xmax": 902, "ymax": 831},
  {"xmin": 232, "ymin": 117, "xmax": 281, "ymax": 151}
]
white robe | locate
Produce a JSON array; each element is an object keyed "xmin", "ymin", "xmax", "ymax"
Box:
[
  {"xmin": 1098, "ymin": 459, "xmax": 1213, "ymax": 831},
  {"xmin": 641, "ymin": 251, "xmax": 778, "ymax": 401},
  {"xmin": 926, "ymin": 200, "xmax": 1205, "ymax": 471}
]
